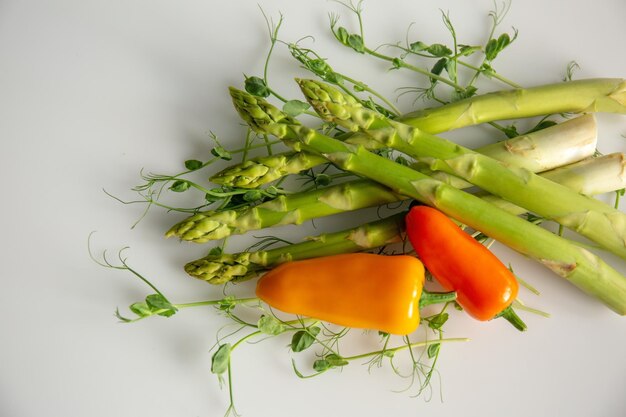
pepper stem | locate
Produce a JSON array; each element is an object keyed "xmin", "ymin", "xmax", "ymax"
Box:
[
  {"xmin": 419, "ymin": 289, "xmax": 457, "ymax": 308},
  {"xmin": 495, "ymin": 305, "xmax": 528, "ymax": 332}
]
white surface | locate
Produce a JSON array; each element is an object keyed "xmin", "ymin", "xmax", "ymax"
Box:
[{"xmin": 1, "ymin": 0, "xmax": 625, "ymax": 416}]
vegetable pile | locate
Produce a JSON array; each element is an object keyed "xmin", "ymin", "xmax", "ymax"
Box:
[{"xmin": 95, "ymin": 1, "xmax": 626, "ymax": 415}]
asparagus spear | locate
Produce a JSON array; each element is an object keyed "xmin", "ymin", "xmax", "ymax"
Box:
[
  {"xmin": 166, "ymin": 179, "xmax": 402, "ymax": 243},
  {"xmin": 170, "ymin": 116, "xmax": 598, "ymax": 242},
  {"xmin": 398, "ymin": 78, "xmax": 626, "ymax": 133},
  {"xmin": 415, "ymin": 114, "xmax": 597, "ymax": 189},
  {"xmin": 185, "ymin": 213, "xmax": 405, "ymax": 283},
  {"xmin": 541, "ymin": 153, "xmax": 626, "ymax": 196},
  {"xmin": 210, "ymin": 150, "xmax": 327, "ymax": 188},
  {"xmin": 479, "ymin": 153, "xmax": 626, "ymax": 214},
  {"xmin": 298, "ymin": 79, "xmax": 626, "ymax": 260},
  {"xmin": 211, "ymin": 78, "xmax": 623, "ymax": 188},
  {"xmin": 228, "ymin": 87, "xmax": 626, "ymax": 315}
]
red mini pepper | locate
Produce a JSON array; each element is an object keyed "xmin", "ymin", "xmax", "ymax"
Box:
[{"xmin": 405, "ymin": 205, "xmax": 526, "ymax": 331}]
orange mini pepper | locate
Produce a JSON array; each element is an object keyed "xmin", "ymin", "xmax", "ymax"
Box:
[
  {"xmin": 256, "ymin": 253, "xmax": 446, "ymax": 335},
  {"xmin": 405, "ymin": 205, "xmax": 526, "ymax": 331}
]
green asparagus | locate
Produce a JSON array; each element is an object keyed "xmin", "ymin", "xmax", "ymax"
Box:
[
  {"xmin": 166, "ymin": 179, "xmax": 402, "ymax": 242},
  {"xmin": 398, "ymin": 78, "xmax": 626, "ymax": 133},
  {"xmin": 210, "ymin": 150, "xmax": 327, "ymax": 188},
  {"xmin": 185, "ymin": 213, "xmax": 405, "ymax": 283}
]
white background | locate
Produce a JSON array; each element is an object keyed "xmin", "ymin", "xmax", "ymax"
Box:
[{"xmin": 1, "ymin": 0, "xmax": 625, "ymax": 416}]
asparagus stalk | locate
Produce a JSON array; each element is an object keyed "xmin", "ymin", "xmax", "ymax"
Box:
[
  {"xmin": 171, "ymin": 115, "xmax": 597, "ymax": 242},
  {"xmin": 398, "ymin": 78, "xmax": 626, "ymax": 133},
  {"xmin": 229, "ymin": 87, "xmax": 626, "ymax": 315},
  {"xmin": 542, "ymin": 153, "xmax": 626, "ymax": 196},
  {"xmin": 166, "ymin": 179, "xmax": 402, "ymax": 242},
  {"xmin": 185, "ymin": 213, "xmax": 405, "ymax": 283},
  {"xmin": 479, "ymin": 153, "xmax": 626, "ymax": 214},
  {"xmin": 298, "ymin": 79, "xmax": 626, "ymax": 260},
  {"xmin": 416, "ymin": 114, "xmax": 597, "ymax": 189}
]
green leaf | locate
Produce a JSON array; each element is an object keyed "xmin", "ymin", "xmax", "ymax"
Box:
[
  {"xmin": 243, "ymin": 190, "xmax": 263, "ymax": 202},
  {"xmin": 485, "ymin": 32, "xmax": 515, "ymax": 61},
  {"xmin": 480, "ymin": 62, "xmax": 496, "ymax": 78},
  {"xmin": 427, "ymin": 43, "xmax": 452, "ymax": 57},
  {"xmin": 245, "ymin": 76, "xmax": 270, "ymax": 98},
  {"xmin": 184, "ymin": 159, "xmax": 203, "ymax": 171},
  {"xmin": 353, "ymin": 83, "xmax": 366, "ymax": 93},
  {"xmin": 391, "ymin": 57, "xmax": 403, "ymax": 69},
  {"xmin": 431, "ymin": 58, "xmax": 448, "ymax": 78},
  {"xmin": 211, "ymin": 146, "xmax": 232, "ymax": 161},
  {"xmin": 347, "ymin": 34, "xmax": 365, "ymax": 53},
  {"xmin": 145, "ymin": 294, "xmax": 177, "ymax": 317},
  {"xmin": 502, "ymin": 124, "xmax": 519, "ymax": 139},
  {"xmin": 409, "ymin": 41, "xmax": 428, "ymax": 52},
  {"xmin": 283, "ymin": 100, "xmax": 310, "ymax": 117},
  {"xmin": 258, "ymin": 315, "xmax": 285, "ymax": 335},
  {"xmin": 336, "ymin": 27, "xmax": 350, "ymax": 45},
  {"xmin": 323, "ymin": 71, "xmax": 343, "ymax": 84},
  {"xmin": 325, "ymin": 353, "xmax": 349, "ymax": 367},
  {"xmin": 395, "ymin": 156, "xmax": 410, "ymax": 166},
  {"xmin": 217, "ymin": 296, "xmax": 237, "ymax": 312},
  {"xmin": 383, "ymin": 349, "xmax": 395, "ymax": 358},
  {"xmin": 170, "ymin": 180, "xmax": 190, "ymax": 192},
  {"xmin": 291, "ymin": 326, "xmax": 321, "ymax": 352},
  {"xmin": 129, "ymin": 301, "xmax": 152, "ymax": 317},
  {"xmin": 427, "ymin": 342, "xmax": 441, "ymax": 359},
  {"xmin": 205, "ymin": 188, "xmax": 226, "ymax": 202},
  {"xmin": 312, "ymin": 359, "xmax": 330, "ymax": 372},
  {"xmin": 451, "ymin": 86, "xmax": 478, "ymax": 102},
  {"xmin": 265, "ymin": 186, "xmax": 280, "ymax": 197},
  {"xmin": 208, "ymin": 246, "xmax": 223, "ymax": 256},
  {"xmin": 314, "ymin": 174, "xmax": 332, "ymax": 187},
  {"xmin": 459, "ymin": 44, "xmax": 480, "ymax": 56},
  {"xmin": 445, "ymin": 59, "xmax": 457, "ymax": 82},
  {"xmin": 313, "ymin": 353, "xmax": 348, "ymax": 372},
  {"xmin": 309, "ymin": 59, "xmax": 331, "ymax": 76},
  {"xmin": 428, "ymin": 312, "xmax": 449, "ymax": 330},
  {"xmin": 211, "ymin": 343, "xmax": 232, "ymax": 375}
]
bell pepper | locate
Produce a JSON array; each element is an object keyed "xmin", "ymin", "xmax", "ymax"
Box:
[
  {"xmin": 405, "ymin": 205, "xmax": 526, "ymax": 331},
  {"xmin": 255, "ymin": 253, "xmax": 455, "ymax": 335}
]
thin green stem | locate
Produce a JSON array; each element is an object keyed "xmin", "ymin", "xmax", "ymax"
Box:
[
  {"xmin": 343, "ymin": 337, "xmax": 469, "ymax": 361},
  {"xmin": 389, "ymin": 43, "xmax": 522, "ymax": 89},
  {"xmin": 261, "ymin": 7, "xmax": 282, "ymax": 86},
  {"xmin": 364, "ymin": 46, "xmax": 462, "ymax": 90},
  {"xmin": 459, "ymin": 59, "xmax": 521, "ymax": 88},
  {"xmin": 340, "ymin": 72, "xmax": 401, "ymax": 115},
  {"xmin": 512, "ymin": 299, "xmax": 551, "ymax": 318},
  {"xmin": 174, "ymin": 297, "xmax": 259, "ymax": 309}
]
